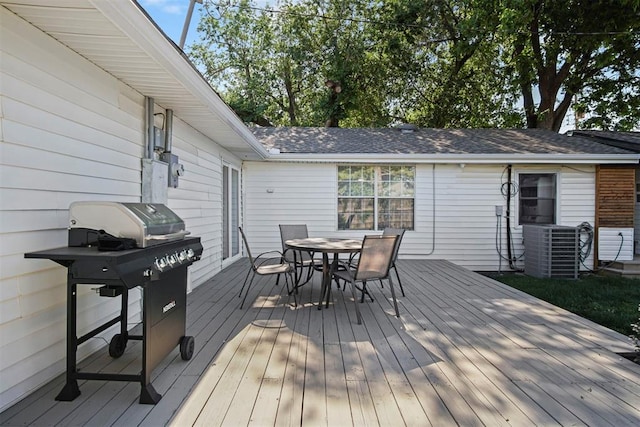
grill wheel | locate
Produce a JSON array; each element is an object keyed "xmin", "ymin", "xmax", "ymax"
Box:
[
  {"xmin": 180, "ymin": 336, "xmax": 195, "ymax": 360},
  {"xmin": 109, "ymin": 334, "xmax": 127, "ymax": 358}
]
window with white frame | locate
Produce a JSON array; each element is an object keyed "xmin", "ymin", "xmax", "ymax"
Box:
[
  {"xmin": 337, "ymin": 165, "xmax": 415, "ymax": 230},
  {"xmin": 518, "ymin": 173, "xmax": 557, "ymax": 225}
]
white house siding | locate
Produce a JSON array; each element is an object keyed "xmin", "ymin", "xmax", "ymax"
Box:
[
  {"xmin": 243, "ymin": 161, "xmax": 595, "ymax": 272},
  {"xmin": 242, "ymin": 162, "xmax": 338, "ymax": 248},
  {"xmin": 166, "ymin": 118, "xmax": 243, "ymax": 288},
  {"xmin": 0, "ymin": 8, "xmax": 234, "ymax": 410}
]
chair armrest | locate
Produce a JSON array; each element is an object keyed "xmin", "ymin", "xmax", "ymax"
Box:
[
  {"xmin": 282, "ymin": 247, "xmax": 297, "ymax": 263},
  {"xmin": 254, "ymin": 250, "xmax": 287, "ymax": 266}
]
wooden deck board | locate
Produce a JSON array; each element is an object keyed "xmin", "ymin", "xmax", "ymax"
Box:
[{"xmin": 2, "ymin": 259, "xmax": 639, "ymax": 427}]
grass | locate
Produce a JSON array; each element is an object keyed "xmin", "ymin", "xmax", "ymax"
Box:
[{"xmin": 487, "ymin": 273, "xmax": 640, "ymax": 336}]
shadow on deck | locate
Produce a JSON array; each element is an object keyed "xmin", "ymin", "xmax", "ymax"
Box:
[{"xmin": 2, "ymin": 259, "xmax": 640, "ymax": 426}]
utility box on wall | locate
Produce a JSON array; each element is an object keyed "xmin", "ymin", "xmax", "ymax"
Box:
[
  {"xmin": 160, "ymin": 152, "xmax": 184, "ymax": 188},
  {"xmin": 142, "ymin": 159, "xmax": 168, "ymax": 204},
  {"xmin": 598, "ymin": 227, "xmax": 634, "ymax": 261}
]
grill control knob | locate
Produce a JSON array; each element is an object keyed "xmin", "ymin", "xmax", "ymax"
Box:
[
  {"xmin": 155, "ymin": 257, "xmax": 167, "ymax": 271},
  {"xmin": 168, "ymin": 254, "xmax": 177, "ymax": 265},
  {"xmin": 186, "ymin": 249, "xmax": 195, "ymax": 259},
  {"xmin": 178, "ymin": 250, "xmax": 187, "ymax": 262}
]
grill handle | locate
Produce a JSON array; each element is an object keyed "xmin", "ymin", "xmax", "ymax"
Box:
[{"xmin": 145, "ymin": 230, "xmax": 191, "ymax": 242}]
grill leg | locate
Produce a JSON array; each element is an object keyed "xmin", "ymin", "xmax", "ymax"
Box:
[
  {"xmin": 139, "ymin": 383, "xmax": 161, "ymax": 404},
  {"xmin": 140, "ymin": 285, "xmax": 163, "ymax": 404},
  {"xmin": 55, "ymin": 276, "xmax": 81, "ymax": 401},
  {"xmin": 119, "ymin": 286, "xmax": 129, "ymax": 339}
]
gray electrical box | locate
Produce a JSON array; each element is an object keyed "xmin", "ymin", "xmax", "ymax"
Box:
[
  {"xmin": 153, "ymin": 126, "xmax": 164, "ymax": 151},
  {"xmin": 141, "ymin": 159, "xmax": 168, "ymax": 204},
  {"xmin": 160, "ymin": 152, "xmax": 184, "ymax": 188}
]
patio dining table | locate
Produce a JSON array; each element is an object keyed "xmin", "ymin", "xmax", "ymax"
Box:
[{"xmin": 285, "ymin": 237, "xmax": 362, "ymax": 309}]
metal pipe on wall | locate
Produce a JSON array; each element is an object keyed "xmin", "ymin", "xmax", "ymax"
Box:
[
  {"xmin": 145, "ymin": 96, "xmax": 155, "ymax": 159},
  {"xmin": 164, "ymin": 109, "xmax": 173, "ymax": 153}
]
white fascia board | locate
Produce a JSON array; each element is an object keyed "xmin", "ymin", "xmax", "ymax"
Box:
[
  {"xmin": 91, "ymin": 0, "xmax": 269, "ymax": 159},
  {"xmin": 263, "ymin": 153, "xmax": 640, "ymax": 164}
]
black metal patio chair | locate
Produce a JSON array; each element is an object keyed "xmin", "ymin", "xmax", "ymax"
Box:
[
  {"xmin": 278, "ymin": 224, "xmax": 322, "ymax": 288},
  {"xmin": 382, "ymin": 227, "xmax": 406, "ymax": 296},
  {"xmin": 238, "ymin": 226, "xmax": 296, "ymax": 309},
  {"xmin": 332, "ymin": 234, "xmax": 400, "ymax": 324}
]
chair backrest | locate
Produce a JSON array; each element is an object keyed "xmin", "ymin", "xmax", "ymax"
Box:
[
  {"xmin": 382, "ymin": 228, "xmax": 405, "ymax": 262},
  {"xmin": 279, "ymin": 224, "xmax": 311, "ymax": 262},
  {"xmin": 355, "ymin": 235, "xmax": 398, "ymax": 281},
  {"xmin": 238, "ymin": 227, "xmax": 256, "ymax": 267}
]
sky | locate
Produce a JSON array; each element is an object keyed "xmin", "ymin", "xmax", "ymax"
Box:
[
  {"xmin": 139, "ymin": 0, "xmax": 276, "ymax": 49},
  {"xmin": 139, "ymin": 0, "xmax": 206, "ymax": 48}
]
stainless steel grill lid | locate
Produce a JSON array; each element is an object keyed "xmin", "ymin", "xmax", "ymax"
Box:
[{"xmin": 69, "ymin": 201, "xmax": 189, "ymax": 248}]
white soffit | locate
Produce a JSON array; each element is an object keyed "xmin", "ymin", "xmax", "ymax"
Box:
[{"xmin": 1, "ymin": 0, "xmax": 268, "ymax": 160}]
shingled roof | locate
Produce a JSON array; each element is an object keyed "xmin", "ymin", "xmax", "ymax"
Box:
[
  {"xmin": 251, "ymin": 127, "xmax": 635, "ymax": 155},
  {"xmin": 570, "ymin": 130, "xmax": 640, "ymax": 153}
]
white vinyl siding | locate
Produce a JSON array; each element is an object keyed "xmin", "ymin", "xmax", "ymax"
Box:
[
  {"xmin": 0, "ymin": 9, "xmax": 237, "ymax": 410},
  {"xmin": 1, "ymin": 10, "xmax": 143, "ymax": 409},
  {"xmin": 163, "ymin": 119, "xmax": 243, "ymax": 288},
  {"xmin": 242, "ymin": 162, "xmax": 337, "ymax": 249},
  {"xmin": 243, "ymin": 162, "xmax": 595, "ymax": 272}
]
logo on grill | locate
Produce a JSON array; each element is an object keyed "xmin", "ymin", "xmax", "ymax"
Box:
[{"xmin": 163, "ymin": 300, "xmax": 176, "ymax": 313}]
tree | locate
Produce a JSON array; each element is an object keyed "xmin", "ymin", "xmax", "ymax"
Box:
[
  {"xmin": 190, "ymin": 0, "xmax": 640, "ymax": 131},
  {"xmin": 372, "ymin": 0, "xmax": 524, "ymax": 128},
  {"xmin": 190, "ymin": 0, "xmax": 279, "ymax": 126},
  {"xmin": 192, "ymin": 0, "xmax": 393, "ymax": 127},
  {"xmin": 499, "ymin": 0, "xmax": 640, "ymax": 131}
]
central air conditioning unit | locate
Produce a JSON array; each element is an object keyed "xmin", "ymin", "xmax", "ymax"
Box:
[{"xmin": 523, "ymin": 224, "xmax": 580, "ymax": 279}]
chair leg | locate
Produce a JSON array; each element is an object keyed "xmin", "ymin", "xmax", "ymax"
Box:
[
  {"xmin": 387, "ymin": 277, "xmax": 400, "ymax": 318},
  {"xmin": 285, "ymin": 271, "xmax": 298, "ymax": 307},
  {"xmin": 349, "ymin": 279, "xmax": 362, "ymax": 325},
  {"xmin": 392, "ymin": 264, "xmax": 405, "ymax": 297},
  {"xmin": 359, "ymin": 281, "xmax": 374, "ymax": 303},
  {"xmin": 239, "ymin": 267, "xmax": 253, "ymax": 298},
  {"xmin": 239, "ymin": 272, "xmax": 257, "ymax": 309},
  {"xmin": 333, "ymin": 277, "xmax": 342, "ymax": 289}
]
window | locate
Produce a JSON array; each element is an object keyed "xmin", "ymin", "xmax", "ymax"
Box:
[
  {"xmin": 518, "ymin": 173, "xmax": 556, "ymax": 225},
  {"xmin": 338, "ymin": 165, "xmax": 415, "ymax": 230}
]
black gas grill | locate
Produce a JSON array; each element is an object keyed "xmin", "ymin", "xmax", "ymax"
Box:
[{"xmin": 25, "ymin": 202, "xmax": 203, "ymax": 404}]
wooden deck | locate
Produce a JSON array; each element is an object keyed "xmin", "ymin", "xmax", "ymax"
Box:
[{"xmin": 2, "ymin": 259, "xmax": 640, "ymax": 426}]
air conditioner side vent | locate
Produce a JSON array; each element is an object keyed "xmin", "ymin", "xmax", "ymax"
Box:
[{"xmin": 523, "ymin": 224, "xmax": 579, "ymax": 279}]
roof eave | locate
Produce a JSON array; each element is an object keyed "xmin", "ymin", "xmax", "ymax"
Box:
[
  {"xmin": 2, "ymin": 0, "xmax": 268, "ymax": 160},
  {"xmin": 262, "ymin": 153, "xmax": 640, "ymax": 164},
  {"xmin": 95, "ymin": 1, "xmax": 269, "ymax": 160}
]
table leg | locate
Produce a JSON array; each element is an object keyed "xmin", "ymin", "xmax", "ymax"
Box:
[
  {"xmin": 318, "ymin": 253, "xmax": 330, "ymax": 309},
  {"xmin": 326, "ymin": 254, "xmax": 340, "ymax": 308}
]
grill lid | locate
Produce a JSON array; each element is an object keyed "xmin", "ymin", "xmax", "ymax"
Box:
[
  {"xmin": 120, "ymin": 203, "xmax": 185, "ymax": 235},
  {"xmin": 69, "ymin": 202, "xmax": 188, "ymax": 248}
]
